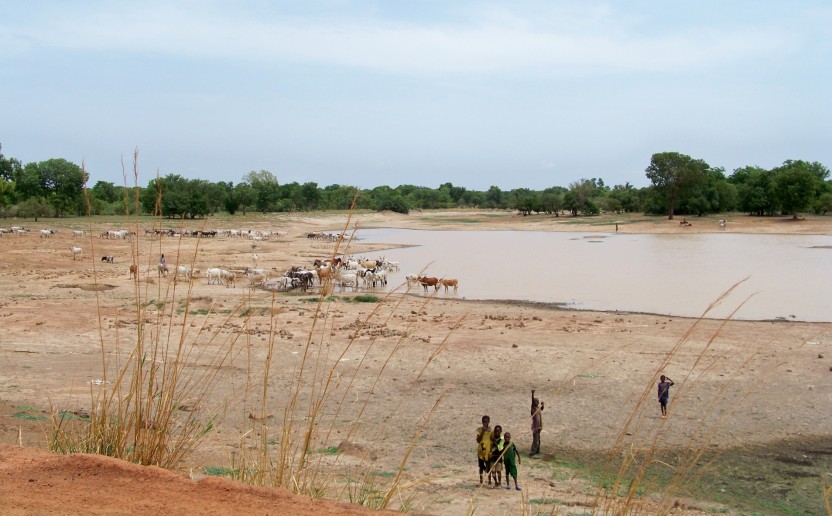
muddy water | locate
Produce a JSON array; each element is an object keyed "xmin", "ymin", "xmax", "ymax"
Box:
[{"xmin": 351, "ymin": 229, "xmax": 832, "ymax": 322}]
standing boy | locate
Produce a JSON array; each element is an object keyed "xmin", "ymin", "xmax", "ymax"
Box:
[
  {"xmin": 530, "ymin": 389, "xmax": 544, "ymax": 456},
  {"xmin": 489, "ymin": 425, "xmax": 504, "ymax": 487},
  {"xmin": 502, "ymin": 432, "xmax": 522, "ymax": 490},
  {"xmin": 658, "ymin": 375, "xmax": 674, "ymax": 418},
  {"xmin": 476, "ymin": 415, "xmax": 493, "ymax": 485}
]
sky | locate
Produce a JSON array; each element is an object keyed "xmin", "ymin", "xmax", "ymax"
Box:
[{"xmin": 1, "ymin": 1, "xmax": 830, "ymax": 191}]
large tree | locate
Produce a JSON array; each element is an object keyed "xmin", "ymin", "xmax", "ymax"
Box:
[
  {"xmin": 645, "ymin": 152, "xmax": 709, "ymax": 220},
  {"xmin": 242, "ymin": 170, "xmax": 280, "ymax": 213},
  {"xmin": 773, "ymin": 160, "xmax": 821, "ymax": 219}
]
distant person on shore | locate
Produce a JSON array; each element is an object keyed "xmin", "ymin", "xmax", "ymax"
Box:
[
  {"xmin": 502, "ymin": 432, "xmax": 522, "ymax": 490},
  {"xmin": 658, "ymin": 375, "xmax": 674, "ymax": 418},
  {"xmin": 489, "ymin": 425, "xmax": 504, "ymax": 487},
  {"xmin": 476, "ymin": 415, "xmax": 493, "ymax": 485},
  {"xmin": 530, "ymin": 389, "xmax": 544, "ymax": 456}
]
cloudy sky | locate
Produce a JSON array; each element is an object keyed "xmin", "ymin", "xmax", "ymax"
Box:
[{"xmin": 1, "ymin": 1, "xmax": 830, "ymax": 190}]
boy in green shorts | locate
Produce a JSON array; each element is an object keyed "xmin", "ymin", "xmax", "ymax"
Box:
[{"xmin": 502, "ymin": 432, "xmax": 522, "ymax": 490}]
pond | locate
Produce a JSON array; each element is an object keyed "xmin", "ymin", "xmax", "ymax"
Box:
[{"xmin": 348, "ymin": 229, "xmax": 832, "ymax": 323}]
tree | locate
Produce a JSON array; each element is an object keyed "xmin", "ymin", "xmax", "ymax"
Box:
[
  {"xmin": 540, "ymin": 187, "xmax": 565, "ymax": 215},
  {"xmin": 609, "ymin": 183, "xmax": 641, "ymax": 213},
  {"xmin": 233, "ymin": 183, "xmax": 256, "ymax": 215},
  {"xmin": 39, "ymin": 158, "xmax": 87, "ymax": 216},
  {"xmin": 0, "ymin": 144, "xmax": 21, "ymax": 212},
  {"xmin": 17, "ymin": 196, "xmax": 52, "ymax": 221},
  {"xmin": 242, "ymin": 170, "xmax": 280, "ymax": 213},
  {"xmin": 645, "ymin": 152, "xmax": 709, "ymax": 220},
  {"xmin": 564, "ymin": 179, "xmax": 600, "ymax": 216},
  {"xmin": 773, "ymin": 161, "xmax": 819, "ymax": 219},
  {"xmin": 730, "ymin": 166, "xmax": 776, "ymax": 216},
  {"xmin": 485, "ymin": 186, "xmax": 504, "ymax": 209}
]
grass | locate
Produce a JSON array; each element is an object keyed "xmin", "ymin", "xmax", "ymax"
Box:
[
  {"xmin": 300, "ymin": 295, "xmax": 381, "ymax": 303},
  {"xmin": 13, "ymin": 406, "xmax": 48, "ymax": 421}
]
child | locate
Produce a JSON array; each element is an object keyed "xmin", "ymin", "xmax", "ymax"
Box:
[
  {"xmin": 530, "ymin": 389, "xmax": 544, "ymax": 456},
  {"xmin": 658, "ymin": 375, "xmax": 674, "ymax": 418},
  {"xmin": 502, "ymin": 432, "xmax": 522, "ymax": 490},
  {"xmin": 476, "ymin": 415, "xmax": 492, "ymax": 485},
  {"xmin": 489, "ymin": 425, "xmax": 504, "ymax": 487}
]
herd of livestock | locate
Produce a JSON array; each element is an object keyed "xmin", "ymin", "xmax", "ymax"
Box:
[{"xmin": 2, "ymin": 225, "xmax": 459, "ymax": 295}]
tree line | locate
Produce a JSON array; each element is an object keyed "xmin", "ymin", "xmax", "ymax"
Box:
[{"xmin": 1, "ymin": 144, "xmax": 829, "ymax": 220}]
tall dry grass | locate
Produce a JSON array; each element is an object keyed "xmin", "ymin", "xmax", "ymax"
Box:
[
  {"xmin": 46, "ymin": 159, "xmax": 453, "ymax": 511},
  {"xmin": 49, "ymin": 151, "xmax": 243, "ymax": 468}
]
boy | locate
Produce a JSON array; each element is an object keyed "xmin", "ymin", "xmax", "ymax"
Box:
[
  {"xmin": 489, "ymin": 425, "xmax": 504, "ymax": 487},
  {"xmin": 476, "ymin": 415, "xmax": 492, "ymax": 485},
  {"xmin": 502, "ymin": 432, "xmax": 522, "ymax": 490},
  {"xmin": 530, "ymin": 389, "xmax": 544, "ymax": 456},
  {"xmin": 658, "ymin": 375, "xmax": 674, "ymax": 418}
]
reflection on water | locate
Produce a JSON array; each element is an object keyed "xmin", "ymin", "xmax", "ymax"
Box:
[{"xmin": 348, "ymin": 229, "xmax": 832, "ymax": 322}]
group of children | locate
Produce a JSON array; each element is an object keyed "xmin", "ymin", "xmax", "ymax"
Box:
[
  {"xmin": 476, "ymin": 415, "xmax": 522, "ymax": 490},
  {"xmin": 476, "ymin": 380, "xmax": 674, "ymax": 489},
  {"xmin": 475, "ymin": 389, "xmax": 545, "ymax": 490}
]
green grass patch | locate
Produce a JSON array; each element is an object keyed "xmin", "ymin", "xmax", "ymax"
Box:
[
  {"xmin": 530, "ymin": 497, "xmax": 561, "ymax": 505},
  {"xmin": 352, "ymin": 295, "xmax": 380, "ymax": 303},
  {"xmin": 427, "ymin": 217, "xmax": 487, "ymax": 224},
  {"xmin": 13, "ymin": 406, "xmax": 47, "ymax": 421},
  {"xmin": 58, "ymin": 410, "xmax": 90, "ymax": 422},
  {"xmin": 310, "ymin": 446, "xmax": 340, "ymax": 455},
  {"xmin": 190, "ymin": 309, "xmax": 210, "ymax": 315},
  {"xmin": 204, "ymin": 466, "xmax": 236, "ymax": 477}
]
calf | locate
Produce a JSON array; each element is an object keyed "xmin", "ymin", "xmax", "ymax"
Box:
[
  {"xmin": 439, "ymin": 278, "xmax": 459, "ymax": 292},
  {"xmin": 101, "ymin": 255, "xmax": 114, "ymax": 263},
  {"xmin": 129, "ymin": 264, "xmax": 138, "ymax": 279},
  {"xmin": 220, "ymin": 269, "xmax": 236, "ymax": 288}
]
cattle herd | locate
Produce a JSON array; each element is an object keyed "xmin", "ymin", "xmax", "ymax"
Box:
[{"xmin": 2, "ymin": 224, "xmax": 459, "ymax": 295}]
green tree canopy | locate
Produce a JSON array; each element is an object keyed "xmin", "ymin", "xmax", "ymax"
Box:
[{"xmin": 645, "ymin": 152, "xmax": 710, "ymax": 220}]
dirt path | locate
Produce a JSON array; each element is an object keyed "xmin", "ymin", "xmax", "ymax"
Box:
[{"xmin": 0, "ymin": 211, "xmax": 830, "ymax": 514}]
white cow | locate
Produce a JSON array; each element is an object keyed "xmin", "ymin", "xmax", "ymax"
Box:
[
  {"xmin": 70, "ymin": 246, "xmax": 83, "ymax": 260},
  {"xmin": 205, "ymin": 267, "xmax": 223, "ymax": 285},
  {"xmin": 175, "ymin": 265, "xmax": 199, "ymax": 280},
  {"xmin": 337, "ymin": 271, "xmax": 358, "ymax": 292},
  {"xmin": 40, "ymin": 229, "xmax": 55, "ymax": 238}
]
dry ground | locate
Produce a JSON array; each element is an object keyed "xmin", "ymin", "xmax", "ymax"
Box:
[{"xmin": 1, "ymin": 210, "xmax": 831, "ymax": 515}]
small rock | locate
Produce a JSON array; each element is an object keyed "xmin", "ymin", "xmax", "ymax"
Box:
[{"xmin": 512, "ymin": 343, "xmax": 518, "ymax": 348}]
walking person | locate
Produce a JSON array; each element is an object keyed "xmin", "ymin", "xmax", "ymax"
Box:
[
  {"xmin": 658, "ymin": 375, "xmax": 674, "ymax": 418},
  {"xmin": 530, "ymin": 389, "xmax": 544, "ymax": 456},
  {"xmin": 159, "ymin": 254, "xmax": 168, "ymax": 275},
  {"xmin": 502, "ymin": 432, "xmax": 522, "ymax": 490},
  {"xmin": 476, "ymin": 415, "xmax": 493, "ymax": 486}
]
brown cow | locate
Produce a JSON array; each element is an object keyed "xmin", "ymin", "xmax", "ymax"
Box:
[
  {"xmin": 439, "ymin": 278, "xmax": 459, "ymax": 292},
  {"xmin": 129, "ymin": 264, "xmax": 138, "ymax": 279},
  {"xmin": 418, "ymin": 276, "xmax": 440, "ymax": 292}
]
